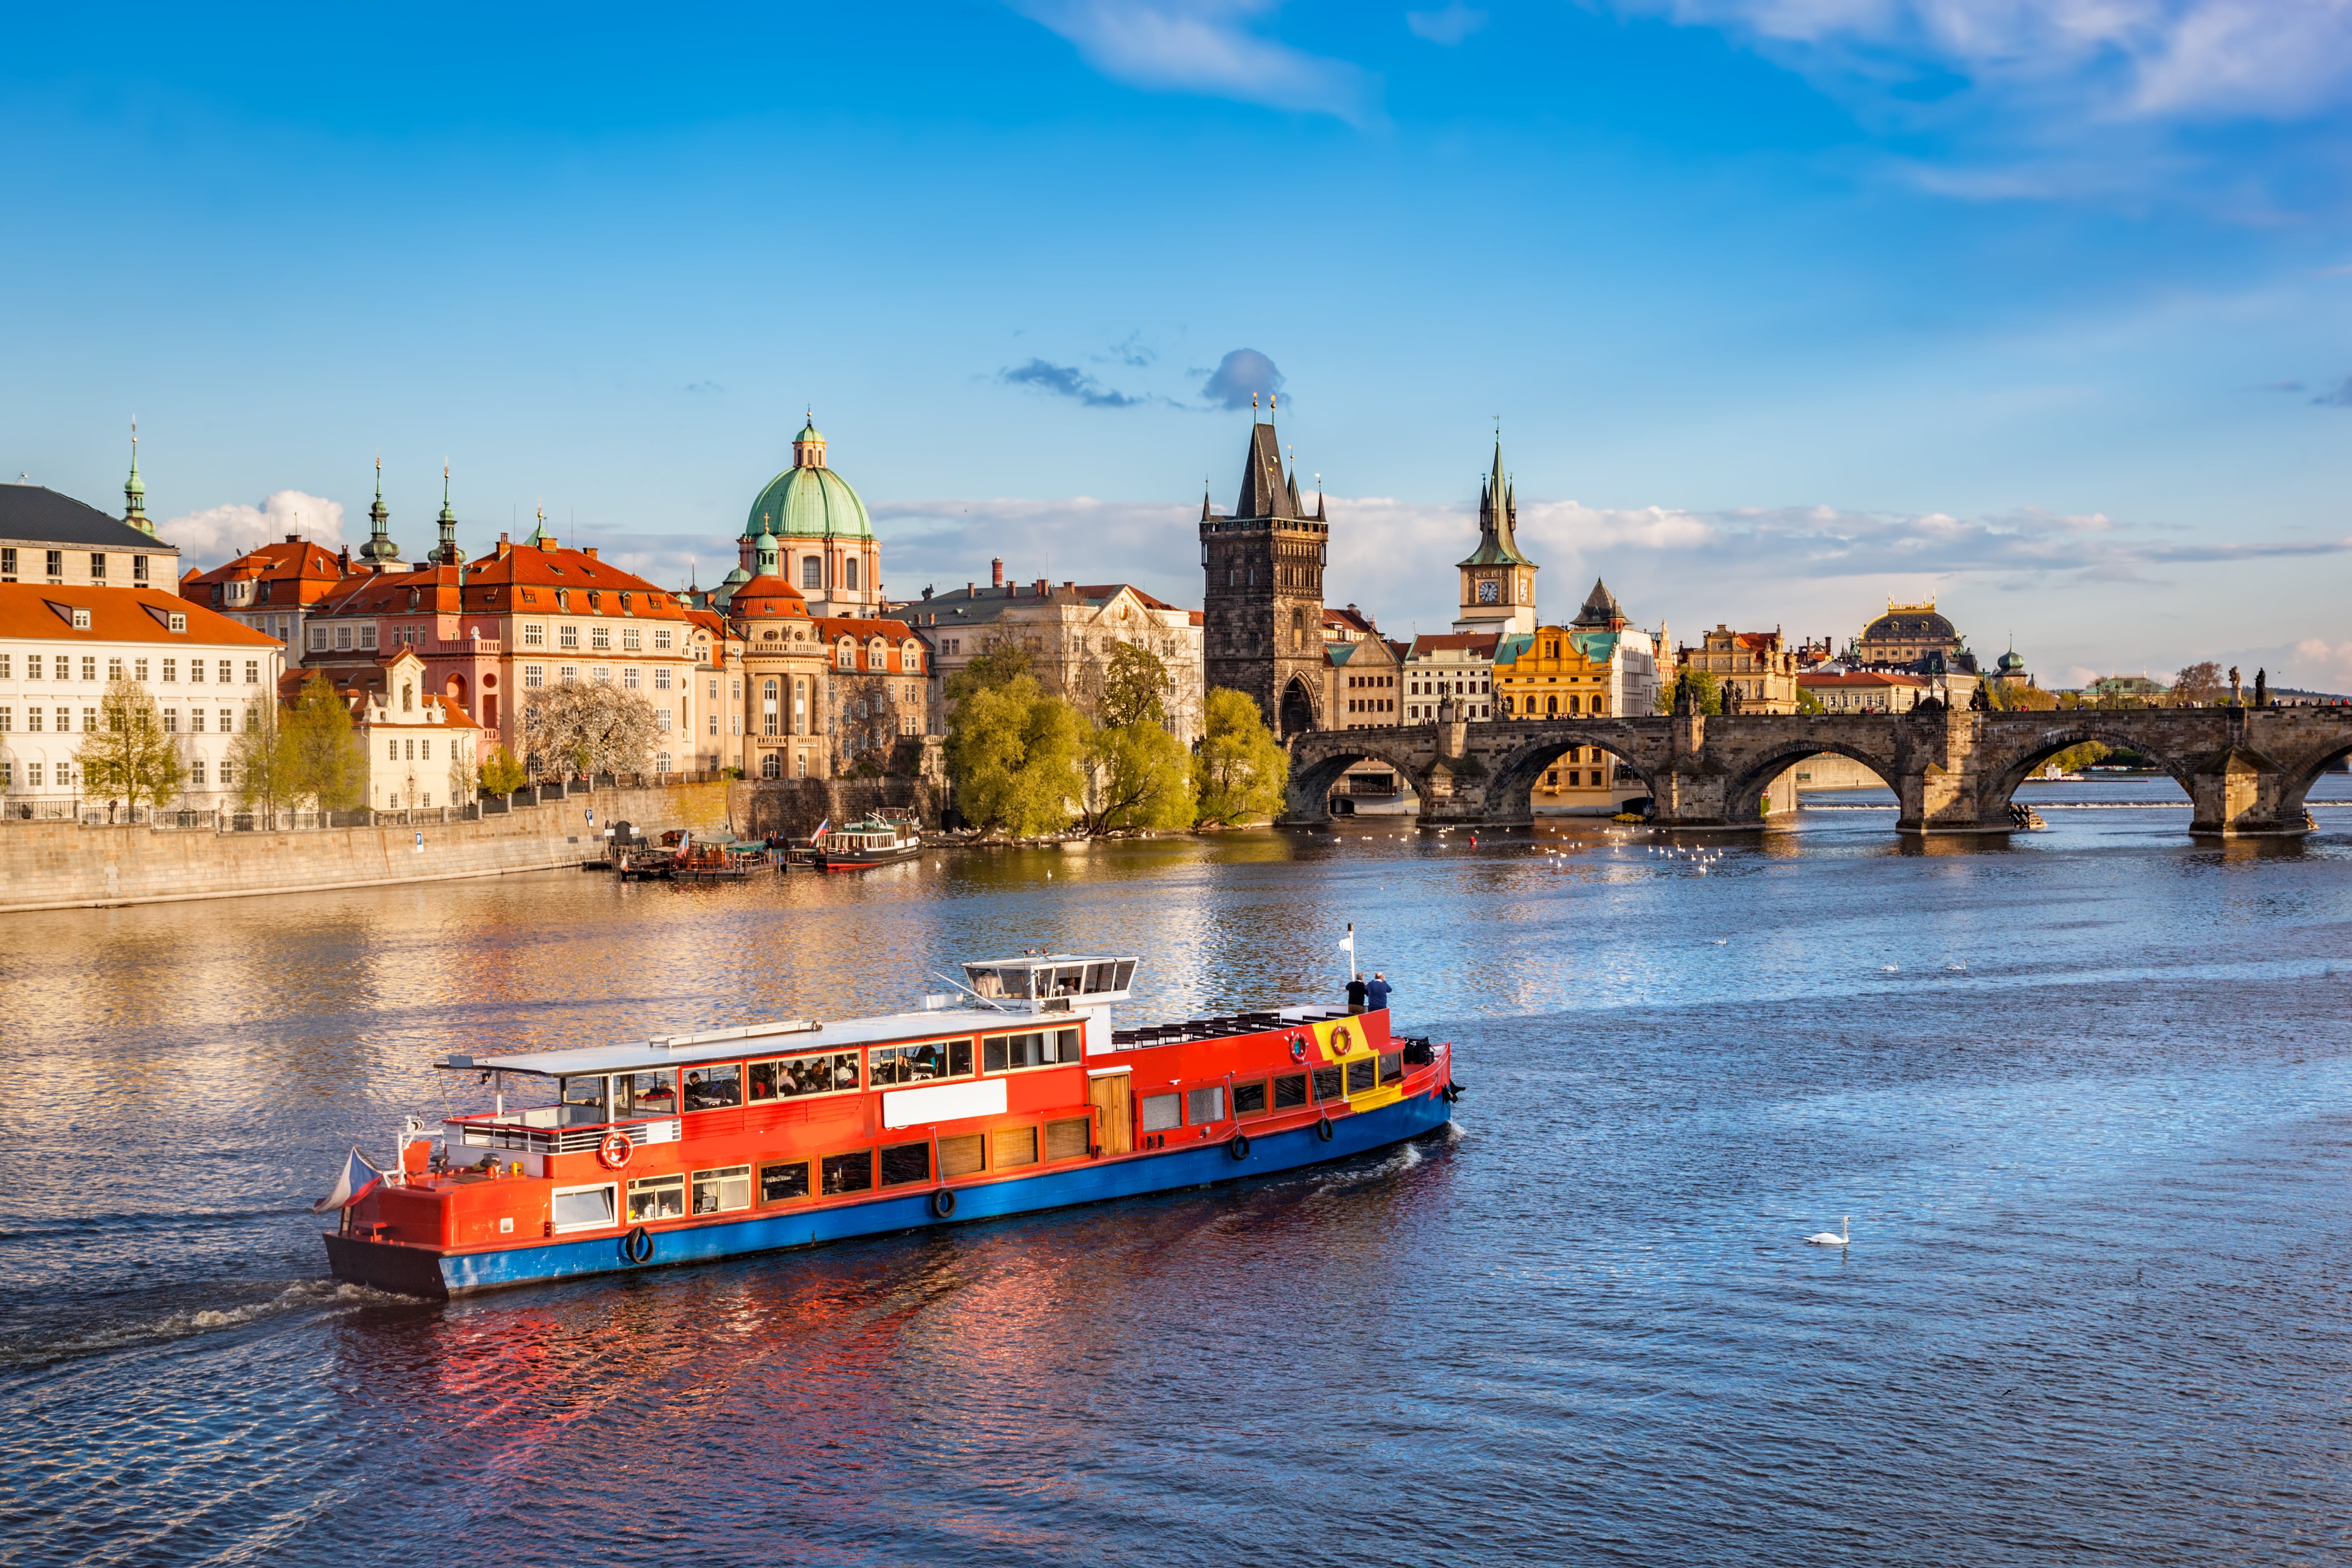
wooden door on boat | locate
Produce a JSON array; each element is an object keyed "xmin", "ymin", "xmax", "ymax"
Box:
[{"xmin": 1088, "ymin": 1071, "xmax": 1132, "ymax": 1155}]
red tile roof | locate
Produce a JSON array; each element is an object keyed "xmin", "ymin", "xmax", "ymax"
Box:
[
  {"xmin": 1408, "ymin": 632, "xmax": 1501, "ymax": 656},
  {"xmin": 180, "ymin": 537, "xmax": 348, "ymax": 603},
  {"xmin": 0, "ymin": 583, "xmax": 281, "ymax": 647}
]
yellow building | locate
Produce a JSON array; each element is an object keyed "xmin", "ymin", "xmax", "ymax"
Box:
[
  {"xmin": 1492, "ymin": 585, "xmax": 1662, "ymax": 815},
  {"xmin": 1676, "ymin": 624, "xmax": 1800, "ymax": 713}
]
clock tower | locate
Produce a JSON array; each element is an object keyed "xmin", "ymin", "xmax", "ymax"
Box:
[{"xmin": 1452, "ymin": 440, "xmax": 1537, "ymax": 636}]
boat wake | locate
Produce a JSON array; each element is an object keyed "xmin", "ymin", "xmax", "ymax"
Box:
[{"xmin": 0, "ymin": 1278, "xmax": 404, "ymax": 1370}]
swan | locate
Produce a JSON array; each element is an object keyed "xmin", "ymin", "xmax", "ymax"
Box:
[
  {"xmin": 1879, "ymin": 964, "xmax": 1899, "ymax": 972},
  {"xmin": 1804, "ymin": 1217, "xmax": 1850, "ymax": 1247},
  {"xmin": 1711, "ymin": 938, "xmax": 1729, "ymax": 945}
]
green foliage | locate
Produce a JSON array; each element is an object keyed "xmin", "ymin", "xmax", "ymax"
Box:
[
  {"xmin": 286, "ymin": 674, "xmax": 368, "ymax": 810},
  {"xmin": 2043, "ymin": 741, "xmax": 2111, "ymax": 775},
  {"xmin": 477, "ymin": 744, "xmax": 528, "ymax": 797},
  {"xmin": 946, "ymin": 674, "xmax": 1088, "ymax": 836},
  {"xmin": 1083, "ymin": 717, "xmax": 1195, "ymax": 835},
  {"xmin": 1794, "ymin": 682, "xmax": 1824, "ymax": 714},
  {"xmin": 76, "ymin": 678, "xmax": 184, "ymax": 808},
  {"xmin": 944, "ymin": 634, "xmax": 1035, "ymax": 702},
  {"xmin": 230, "ymin": 699, "xmax": 299, "ymax": 816},
  {"xmin": 1192, "ymin": 687, "xmax": 1289, "ymax": 827},
  {"xmin": 1098, "ymin": 641, "xmax": 1171, "ymax": 730},
  {"xmin": 1678, "ymin": 669, "xmax": 1723, "ymax": 715}
]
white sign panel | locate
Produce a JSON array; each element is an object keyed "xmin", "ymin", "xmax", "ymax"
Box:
[{"xmin": 882, "ymin": 1077, "xmax": 1007, "ymax": 1131}]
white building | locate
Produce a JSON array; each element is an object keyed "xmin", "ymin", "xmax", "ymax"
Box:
[
  {"xmin": 1403, "ymin": 632, "xmax": 1499, "ymax": 722},
  {"xmin": 308, "ymin": 647, "xmax": 483, "ymax": 810},
  {"xmin": 0, "ymin": 584, "xmax": 284, "ymax": 814}
]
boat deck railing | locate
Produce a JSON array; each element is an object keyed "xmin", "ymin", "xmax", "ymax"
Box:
[
  {"xmin": 447, "ymin": 1109, "xmax": 683, "ymax": 1156},
  {"xmin": 1111, "ymin": 1007, "xmax": 1349, "ymax": 1047}
]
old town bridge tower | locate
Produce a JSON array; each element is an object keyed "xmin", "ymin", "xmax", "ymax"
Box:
[{"xmin": 1199, "ymin": 407, "xmax": 1328, "ymax": 738}]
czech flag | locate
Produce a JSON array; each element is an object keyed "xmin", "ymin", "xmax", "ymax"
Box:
[
  {"xmin": 311, "ymin": 1147, "xmax": 383, "ymax": 1213},
  {"xmin": 812, "ymin": 818, "xmax": 830, "ymax": 841}
]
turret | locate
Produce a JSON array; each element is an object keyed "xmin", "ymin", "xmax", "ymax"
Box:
[
  {"xmin": 433, "ymin": 465, "xmax": 465, "ymax": 566},
  {"xmin": 124, "ymin": 420, "xmax": 153, "ymax": 536},
  {"xmin": 359, "ymin": 457, "xmax": 402, "ymax": 564}
]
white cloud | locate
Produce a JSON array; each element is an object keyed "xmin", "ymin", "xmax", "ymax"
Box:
[
  {"xmin": 1009, "ymin": 0, "xmax": 1385, "ymax": 125},
  {"xmin": 1630, "ymin": 0, "xmax": 2352, "ymax": 121},
  {"xmin": 162, "ymin": 490, "xmax": 347, "ymax": 569},
  {"xmin": 1406, "ymin": 4, "xmax": 1488, "ymax": 46}
]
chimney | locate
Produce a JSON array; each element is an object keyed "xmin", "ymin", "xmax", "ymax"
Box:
[
  {"xmin": 1062, "ymin": 580, "xmax": 1073, "ymax": 591},
  {"xmin": 285, "ymin": 533, "xmax": 299, "ymax": 544},
  {"xmin": 337, "ymin": 547, "xmax": 350, "ymax": 574},
  {"xmin": 966, "ymin": 582, "xmax": 974, "ymax": 595},
  {"xmin": 990, "ymin": 557, "xmax": 1004, "ymax": 588},
  {"xmin": 1035, "ymin": 578, "xmax": 1048, "ymax": 596},
  {"xmin": 584, "ymin": 547, "xmax": 599, "ymax": 562}
]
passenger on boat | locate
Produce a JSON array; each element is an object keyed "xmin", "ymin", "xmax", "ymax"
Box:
[
  {"xmin": 1347, "ymin": 974, "xmax": 1368, "ymax": 1014},
  {"xmin": 1367, "ymin": 973, "xmax": 1392, "ymax": 1011}
]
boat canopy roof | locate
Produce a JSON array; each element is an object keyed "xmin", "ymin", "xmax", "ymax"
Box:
[{"xmin": 444, "ymin": 1011, "xmax": 976, "ymax": 1080}]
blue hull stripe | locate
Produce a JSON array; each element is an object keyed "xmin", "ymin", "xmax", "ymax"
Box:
[{"xmin": 341, "ymin": 1089, "xmax": 1453, "ymax": 1297}]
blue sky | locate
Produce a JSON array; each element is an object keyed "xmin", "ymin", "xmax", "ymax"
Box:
[{"xmin": 5, "ymin": 1, "xmax": 2352, "ymax": 686}]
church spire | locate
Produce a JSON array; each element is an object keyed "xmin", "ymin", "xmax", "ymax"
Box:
[
  {"xmin": 359, "ymin": 454, "xmax": 402, "ymax": 564},
  {"xmin": 434, "ymin": 463, "xmax": 465, "ymax": 566},
  {"xmin": 123, "ymin": 418, "xmax": 152, "ymax": 536}
]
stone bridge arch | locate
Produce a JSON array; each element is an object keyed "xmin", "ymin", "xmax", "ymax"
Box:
[
  {"xmin": 1483, "ymin": 722, "xmax": 1671, "ymax": 824},
  {"xmin": 1282, "ymin": 733, "xmax": 1434, "ymax": 824},
  {"xmin": 2272, "ymin": 730, "xmax": 2352, "ymax": 822},
  {"xmin": 1977, "ymin": 719, "xmax": 2196, "ymax": 812},
  {"xmin": 1723, "ymin": 738, "xmax": 1905, "ymax": 825}
]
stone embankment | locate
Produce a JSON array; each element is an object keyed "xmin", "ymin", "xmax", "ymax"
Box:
[{"xmin": 0, "ymin": 782, "xmax": 732, "ymax": 914}]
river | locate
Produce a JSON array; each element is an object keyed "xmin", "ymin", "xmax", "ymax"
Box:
[{"xmin": 5, "ymin": 791, "xmax": 2351, "ymax": 1565}]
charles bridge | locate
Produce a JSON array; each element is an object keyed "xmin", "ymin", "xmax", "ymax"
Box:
[{"xmin": 1282, "ymin": 704, "xmax": 2352, "ymax": 835}]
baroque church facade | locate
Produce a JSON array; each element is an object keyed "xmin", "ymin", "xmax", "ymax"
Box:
[{"xmin": 1198, "ymin": 407, "xmax": 1329, "ymax": 738}]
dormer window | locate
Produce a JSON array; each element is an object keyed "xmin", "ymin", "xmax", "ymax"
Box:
[{"xmin": 74, "ymin": 608, "xmax": 94, "ymax": 630}]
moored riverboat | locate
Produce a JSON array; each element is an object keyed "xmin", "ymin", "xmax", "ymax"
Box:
[
  {"xmin": 319, "ymin": 954, "xmax": 1456, "ymax": 1297},
  {"xmin": 802, "ymin": 810, "xmax": 920, "ymax": 872}
]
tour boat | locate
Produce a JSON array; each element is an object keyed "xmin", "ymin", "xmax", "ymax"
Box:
[
  {"xmin": 318, "ymin": 954, "xmax": 1457, "ymax": 1298},
  {"xmin": 802, "ymin": 811, "xmax": 921, "ymax": 872}
]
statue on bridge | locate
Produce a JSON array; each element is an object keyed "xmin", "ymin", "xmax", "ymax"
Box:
[
  {"xmin": 2255, "ymin": 668, "xmax": 2268, "ymax": 709},
  {"xmin": 1969, "ymin": 683, "xmax": 1990, "ymax": 712}
]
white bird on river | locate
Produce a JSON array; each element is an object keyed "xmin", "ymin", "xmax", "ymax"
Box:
[{"xmin": 1805, "ymin": 1217, "xmax": 1851, "ymax": 1247}]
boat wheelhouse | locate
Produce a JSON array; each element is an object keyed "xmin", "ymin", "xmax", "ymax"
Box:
[
  {"xmin": 804, "ymin": 810, "xmax": 919, "ymax": 872},
  {"xmin": 320, "ymin": 954, "xmax": 1455, "ymax": 1297}
]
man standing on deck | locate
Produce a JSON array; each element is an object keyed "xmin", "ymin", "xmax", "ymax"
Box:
[
  {"xmin": 1366, "ymin": 972, "xmax": 1392, "ymax": 1011},
  {"xmin": 1347, "ymin": 973, "xmax": 1368, "ymax": 1013}
]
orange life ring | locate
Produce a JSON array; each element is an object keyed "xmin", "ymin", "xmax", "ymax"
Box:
[
  {"xmin": 1330, "ymin": 1026, "xmax": 1354, "ymax": 1057},
  {"xmin": 597, "ymin": 1130, "xmax": 633, "ymax": 1170}
]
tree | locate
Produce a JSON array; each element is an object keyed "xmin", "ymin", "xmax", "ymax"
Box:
[
  {"xmin": 2043, "ymin": 741, "xmax": 2110, "ymax": 775},
  {"xmin": 1082, "ymin": 716, "xmax": 1195, "ymax": 835},
  {"xmin": 1098, "ymin": 640, "xmax": 1172, "ymax": 730},
  {"xmin": 76, "ymin": 677, "xmax": 183, "ymax": 810},
  {"xmin": 1669, "ymin": 669, "xmax": 1722, "ymax": 715},
  {"xmin": 2171, "ymin": 661, "xmax": 2224, "ymax": 707},
  {"xmin": 285, "ymin": 673, "xmax": 368, "ymax": 810},
  {"xmin": 1794, "ymin": 682, "xmax": 1824, "ymax": 714},
  {"xmin": 522, "ymin": 682, "xmax": 659, "ymax": 778},
  {"xmin": 945, "ymin": 675, "xmax": 1088, "ymax": 836},
  {"xmin": 1192, "ymin": 686, "xmax": 1289, "ymax": 826},
  {"xmin": 477, "ymin": 744, "xmax": 528, "ymax": 797},
  {"xmin": 229, "ymin": 697, "xmax": 299, "ymax": 818},
  {"xmin": 944, "ymin": 634, "xmax": 1035, "ymax": 702}
]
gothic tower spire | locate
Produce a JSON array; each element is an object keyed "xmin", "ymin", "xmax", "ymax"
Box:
[
  {"xmin": 434, "ymin": 463, "xmax": 465, "ymax": 566},
  {"xmin": 123, "ymin": 418, "xmax": 152, "ymax": 536}
]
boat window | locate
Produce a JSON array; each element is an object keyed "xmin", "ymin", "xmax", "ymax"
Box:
[
  {"xmin": 1052, "ymin": 965, "xmax": 1086, "ymax": 997},
  {"xmin": 984, "ymin": 1026, "xmax": 1081, "ymax": 1073},
  {"xmin": 998, "ymin": 967, "xmax": 1036, "ymax": 1000},
  {"xmin": 1346, "ymin": 1060, "xmax": 1376, "ymax": 1095},
  {"xmin": 626, "ymin": 1173, "xmax": 686, "ymax": 1222},
  {"xmin": 1083, "ymin": 962, "xmax": 1118, "ymax": 993},
  {"xmin": 821, "ymin": 1151, "xmax": 873, "ymax": 1194},
  {"xmin": 1380, "ymin": 1052, "xmax": 1403, "ymax": 1085},
  {"xmin": 747, "ymin": 1050, "xmax": 861, "ymax": 1100},
  {"xmin": 967, "ymin": 967, "xmax": 1003, "ymax": 998},
  {"xmin": 1233, "ymin": 1079, "xmax": 1269, "ymax": 1117},
  {"xmin": 1186, "ymin": 1086, "xmax": 1225, "ymax": 1124},
  {"xmin": 692, "ymin": 1165, "xmax": 751, "ymax": 1214},
  {"xmin": 879, "ymin": 1142, "xmax": 931, "ymax": 1187},
  {"xmin": 1311, "ymin": 1067, "xmax": 1343, "ymax": 1104},
  {"xmin": 993, "ymin": 1126, "xmax": 1038, "ymax": 1169},
  {"xmin": 552, "ymin": 1183, "xmax": 616, "ymax": 1233},
  {"xmin": 940, "ymin": 1133, "xmax": 985, "ymax": 1177},
  {"xmin": 1273, "ymin": 1073, "xmax": 1308, "ymax": 1109},
  {"xmin": 682, "ymin": 1063, "xmax": 742, "ymax": 1112},
  {"xmin": 616, "ymin": 1070, "xmax": 678, "ymax": 1118},
  {"xmin": 1140, "ymin": 1092, "xmax": 1181, "ymax": 1133},
  {"xmin": 1113, "ymin": 960, "xmax": 1136, "ymax": 990},
  {"xmin": 870, "ymin": 1038, "xmax": 972, "ymax": 1086},
  {"xmin": 759, "ymin": 1160, "xmax": 810, "ymax": 1205},
  {"xmin": 1045, "ymin": 1117, "xmax": 1091, "ymax": 1161},
  {"xmin": 559, "ymin": 1075, "xmax": 609, "ymax": 1123}
]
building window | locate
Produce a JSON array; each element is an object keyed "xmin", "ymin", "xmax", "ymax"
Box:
[
  {"xmin": 654, "ymin": 668, "xmax": 671, "ymax": 691},
  {"xmin": 622, "ymin": 627, "xmax": 641, "ymax": 652},
  {"xmin": 761, "ymin": 751, "xmax": 780, "ymax": 778},
  {"xmin": 558, "ymin": 624, "xmax": 579, "ymax": 649},
  {"xmin": 802, "ymin": 556, "xmax": 822, "ymax": 589},
  {"xmin": 523, "ymin": 624, "xmax": 544, "ymax": 647},
  {"xmin": 133, "ymin": 555, "xmax": 148, "ymax": 582},
  {"xmin": 591, "ymin": 626, "xmax": 611, "ymax": 651},
  {"xmin": 654, "ymin": 628, "xmax": 673, "ymax": 650},
  {"xmin": 560, "ymin": 665, "xmax": 579, "ymax": 683},
  {"xmin": 524, "ymin": 665, "xmax": 544, "ymax": 688},
  {"xmin": 163, "ymin": 709, "xmax": 178, "ymax": 733},
  {"xmin": 624, "ymin": 667, "xmax": 641, "ymax": 690},
  {"xmin": 46, "ymin": 550, "xmax": 63, "ymax": 578}
]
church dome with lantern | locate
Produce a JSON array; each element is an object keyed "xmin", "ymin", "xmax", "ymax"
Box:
[{"xmin": 745, "ymin": 419, "xmax": 873, "ymax": 543}]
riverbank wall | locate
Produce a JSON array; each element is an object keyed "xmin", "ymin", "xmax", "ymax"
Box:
[{"xmin": 0, "ymin": 782, "xmax": 732, "ymax": 914}]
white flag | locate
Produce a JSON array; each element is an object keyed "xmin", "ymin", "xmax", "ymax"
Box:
[{"xmin": 1338, "ymin": 933, "xmax": 1355, "ymax": 953}]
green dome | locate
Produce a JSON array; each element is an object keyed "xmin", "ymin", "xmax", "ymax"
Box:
[{"xmin": 746, "ymin": 462, "xmax": 872, "ymax": 542}]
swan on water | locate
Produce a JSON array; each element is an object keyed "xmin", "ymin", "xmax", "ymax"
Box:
[{"xmin": 1805, "ymin": 1217, "xmax": 1850, "ymax": 1247}]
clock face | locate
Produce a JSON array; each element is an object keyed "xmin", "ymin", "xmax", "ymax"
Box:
[{"xmin": 1477, "ymin": 580, "xmax": 1499, "ymax": 604}]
